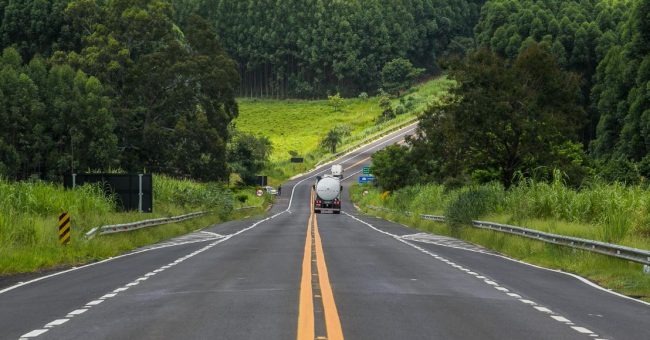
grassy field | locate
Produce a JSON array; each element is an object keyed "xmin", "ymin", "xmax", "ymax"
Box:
[
  {"xmin": 350, "ymin": 181, "xmax": 650, "ymax": 302},
  {"xmin": 0, "ymin": 176, "xmax": 268, "ymax": 275},
  {"xmin": 235, "ymin": 77, "xmax": 454, "ymax": 183}
]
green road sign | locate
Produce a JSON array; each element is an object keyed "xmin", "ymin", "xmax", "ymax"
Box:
[{"xmin": 362, "ymin": 166, "xmax": 370, "ymax": 175}]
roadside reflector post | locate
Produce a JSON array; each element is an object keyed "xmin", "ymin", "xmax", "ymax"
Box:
[
  {"xmin": 58, "ymin": 212, "xmax": 71, "ymax": 245},
  {"xmin": 138, "ymin": 174, "xmax": 143, "ymax": 213},
  {"xmin": 72, "ymin": 173, "xmax": 77, "ymax": 189}
]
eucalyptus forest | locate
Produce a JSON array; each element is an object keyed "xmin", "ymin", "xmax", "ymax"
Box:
[{"xmin": 0, "ymin": 0, "xmax": 649, "ymax": 188}]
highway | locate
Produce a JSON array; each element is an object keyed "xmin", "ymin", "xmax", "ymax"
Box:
[{"xmin": 1, "ymin": 123, "xmax": 649, "ymax": 340}]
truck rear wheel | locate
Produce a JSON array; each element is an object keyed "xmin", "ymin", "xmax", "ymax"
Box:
[{"xmin": 333, "ymin": 210, "xmax": 340, "ymax": 214}]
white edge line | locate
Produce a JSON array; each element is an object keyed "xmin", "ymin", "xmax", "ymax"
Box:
[
  {"xmin": 353, "ymin": 207, "xmax": 650, "ymax": 308},
  {"xmin": 0, "ymin": 123, "xmax": 415, "ymax": 296}
]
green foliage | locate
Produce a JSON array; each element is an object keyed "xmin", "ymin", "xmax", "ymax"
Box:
[
  {"xmin": 377, "ymin": 95, "xmax": 395, "ymax": 123},
  {"xmin": 0, "ymin": 47, "xmax": 117, "ymax": 180},
  {"xmin": 591, "ymin": 0, "xmax": 650, "ymax": 162},
  {"xmin": 445, "ymin": 185, "xmax": 505, "ymax": 227},
  {"xmin": 352, "ymin": 183, "xmax": 650, "ymax": 301},
  {"xmin": 596, "ymin": 158, "xmax": 641, "ymax": 185},
  {"xmin": 404, "ymin": 45, "xmax": 586, "ymax": 188},
  {"xmin": 0, "ymin": 1, "xmax": 241, "ymax": 181},
  {"xmin": 320, "ymin": 129, "xmax": 342, "ymax": 153},
  {"xmin": 235, "ymin": 77, "xmax": 455, "ymax": 183},
  {"xmin": 381, "ymin": 58, "xmax": 424, "ymax": 96},
  {"xmin": 328, "ymin": 93, "xmax": 344, "ymax": 112},
  {"xmin": 358, "ymin": 92, "xmax": 369, "ymax": 101},
  {"xmin": 0, "ymin": 176, "xmax": 266, "ymax": 274},
  {"xmin": 371, "ymin": 145, "xmax": 416, "ymax": 191},
  {"xmin": 0, "ymin": 0, "xmax": 75, "ymax": 60},
  {"xmin": 228, "ymin": 132, "xmax": 272, "ymax": 185},
  {"xmin": 211, "ymin": 0, "xmax": 482, "ymax": 97},
  {"xmin": 353, "ymin": 176, "xmax": 650, "ymax": 248},
  {"xmin": 475, "ymin": 0, "xmax": 632, "ymax": 145}
]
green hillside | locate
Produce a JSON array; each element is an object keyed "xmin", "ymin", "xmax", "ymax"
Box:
[{"xmin": 234, "ymin": 77, "xmax": 454, "ymax": 182}]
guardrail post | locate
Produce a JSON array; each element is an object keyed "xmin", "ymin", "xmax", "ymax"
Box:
[
  {"xmin": 138, "ymin": 174, "xmax": 143, "ymax": 213},
  {"xmin": 72, "ymin": 173, "xmax": 77, "ymax": 189},
  {"xmin": 645, "ymin": 258, "xmax": 650, "ymax": 275}
]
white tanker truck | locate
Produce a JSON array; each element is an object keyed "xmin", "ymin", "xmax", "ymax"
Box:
[{"xmin": 313, "ymin": 173, "xmax": 342, "ymax": 214}]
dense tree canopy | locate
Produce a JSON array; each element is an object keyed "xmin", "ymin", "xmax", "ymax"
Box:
[
  {"xmin": 0, "ymin": 0, "xmax": 240, "ymax": 181},
  {"xmin": 591, "ymin": 0, "xmax": 650, "ymax": 163},
  {"xmin": 374, "ymin": 45, "xmax": 587, "ymax": 189},
  {"xmin": 2, "ymin": 0, "xmax": 649, "ymax": 186},
  {"xmin": 208, "ymin": 0, "xmax": 484, "ymax": 98},
  {"xmin": 0, "ymin": 47, "xmax": 116, "ymax": 179},
  {"xmin": 474, "ymin": 0, "xmax": 633, "ymax": 143}
]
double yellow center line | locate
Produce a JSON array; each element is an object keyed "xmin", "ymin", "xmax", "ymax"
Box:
[{"xmin": 297, "ymin": 191, "xmax": 344, "ymax": 340}]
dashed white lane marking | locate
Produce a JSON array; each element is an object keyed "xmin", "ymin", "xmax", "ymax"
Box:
[
  {"xmin": 20, "ymin": 329, "xmax": 48, "ymax": 337},
  {"xmin": 20, "ymin": 205, "xmax": 292, "ymax": 338},
  {"xmin": 572, "ymin": 327, "xmax": 594, "ymax": 334},
  {"xmin": 44, "ymin": 319, "xmax": 68, "ymax": 328},
  {"xmin": 65, "ymin": 309, "xmax": 88, "ymax": 318},
  {"xmin": 15, "ymin": 128, "xmax": 402, "ymax": 339},
  {"xmin": 551, "ymin": 316, "xmax": 572, "ymax": 323},
  {"xmin": 401, "ymin": 233, "xmax": 494, "ymax": 254},
  {"xmin": 343, "ymin": 211, "xmax": 606, "ymax": 340},
  {"xmin": 85, "ymin": 300, "xmax": 103, "ymax": 306},
  {"xmin": 535, "ymin": 306, "xmax": 553, "ymax": 313}
]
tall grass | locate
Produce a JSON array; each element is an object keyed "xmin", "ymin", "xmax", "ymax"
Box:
[
  {"xmin": 352, "ymin": 176, "xmax": 650, "ymax": 248},
  {"xmin": 0, "ymin": 177, "xmax": 266, "ymax": 275},
  {"xmin": 351, "ymin": 182, "xmax": 650, "ymax": 301}
]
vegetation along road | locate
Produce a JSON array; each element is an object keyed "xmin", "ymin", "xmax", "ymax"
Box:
[
  {"xmin": 1, "ymin": 126, "xmax": 648, "ymax": 340},
  {"xmin": 2, "ymin": 0, "xmax": 650, "ymax": 339}
]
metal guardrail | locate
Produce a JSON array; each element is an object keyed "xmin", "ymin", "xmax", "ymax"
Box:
[
  {"xmin": 85, "ymin": 212, "xmax": 209, "ymax": 239},
  {"xmin": 365, "ymin": 205, "xmax": 650, "ymax": 265},
  {"xmin": 84, "ymin": 205, "xmax": 267, "ymax": 239}
]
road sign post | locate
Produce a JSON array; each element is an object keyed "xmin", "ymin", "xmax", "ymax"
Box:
[{"xmin": 58, "ymin": 212, "xmax": 71, "ymax": 245}]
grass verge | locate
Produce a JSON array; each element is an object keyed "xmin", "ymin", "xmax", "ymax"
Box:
[
  {"xmin": 350, "ymin": 184, "xmax": 650, "ymax": 303},
  {"xmin": 0, "ymin": 176, "xmax": 269, "ymax": 275}
]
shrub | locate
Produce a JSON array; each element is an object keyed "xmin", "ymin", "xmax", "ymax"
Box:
[{"xmin": 445, "ymin": 185, "xmax": 504, "ymax": 226}]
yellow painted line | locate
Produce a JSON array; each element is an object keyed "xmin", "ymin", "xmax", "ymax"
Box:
[
  {"xmin": 296, "ymin": 212, "xmax": 315, "ymax": 339},
  {"xmin": 313, "ymin": 215, "xmax": 344, "ymax": 340}
]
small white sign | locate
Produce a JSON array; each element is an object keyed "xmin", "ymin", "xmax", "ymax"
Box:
[{"xmin": 256, "ymin": 189, "xmax": 263, "ymax": 197}]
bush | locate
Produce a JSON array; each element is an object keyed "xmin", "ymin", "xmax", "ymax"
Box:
[
  {"xmin": 358, "ymin": 92, "xmax": 369, "ymax": 100},
  {"xmin": 395, "ymin": 104, "xmax": 406, "ymax": 115},
  {"xmin": 444, "ymin": 185, "xmax": 504, "ymax": 226},
  {"xmin": 328, "ymin": 93, "xmax": 344, "ymax": 111},
  {"xmin": 598, "ymin": 158, "xmax": 640, "ymax": 185}
]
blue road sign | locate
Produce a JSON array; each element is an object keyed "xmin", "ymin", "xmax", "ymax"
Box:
[{"xmin": 358, "ymin": 176, "xmax": 375, "ymax": 184}]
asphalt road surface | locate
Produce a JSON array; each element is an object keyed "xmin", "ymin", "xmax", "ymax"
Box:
[{"xmin": 1, "ymin": 122, "xmax": 649, "ymax": 340}]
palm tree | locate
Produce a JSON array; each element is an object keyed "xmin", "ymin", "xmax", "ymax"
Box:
[{"xmin": 321, "ymin": 129, "xmax": 342, "ymax": 153}]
